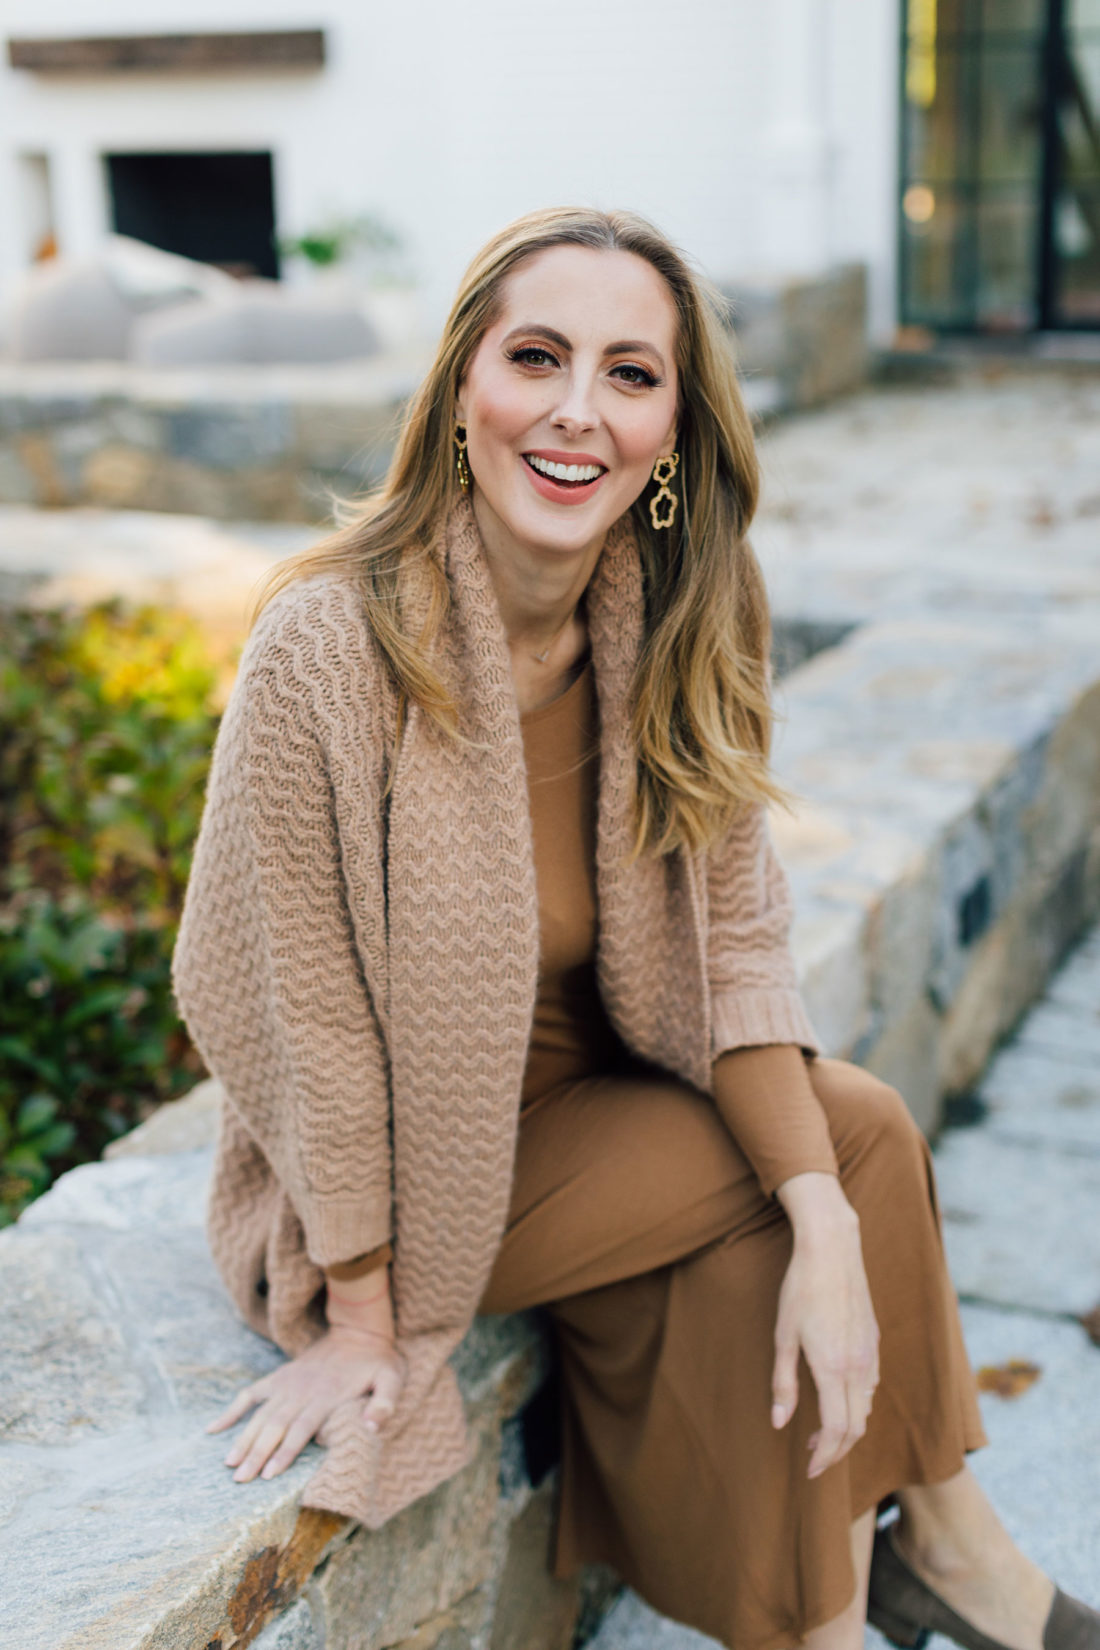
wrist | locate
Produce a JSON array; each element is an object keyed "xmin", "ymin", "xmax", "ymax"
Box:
[
  {"xmin": 322, "ymin": 1257, "xmax": 390, "ymax": 1303},
  {"xmin": 324, "ymin": 1264, "xmax": 395, "ymax": 1337},
  {"xmin": 327, "ymin": 1319, "xmax": 395, "ymax": 1343},
  {"xmin": 776, "ymin": 1171, "xmax": 857, "ymax": 1242}
]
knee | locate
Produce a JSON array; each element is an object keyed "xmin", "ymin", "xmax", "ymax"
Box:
[
  {"xmin": 863, "ymin": 1077, "xmax": 926, "ymax": 1161},
  {"xmin": 808, "ymin": 1059, "xmax": 927, "ymax": 1170}
]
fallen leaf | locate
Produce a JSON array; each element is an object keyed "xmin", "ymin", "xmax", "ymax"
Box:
[
  {"xmin": 1078, "ymin": 1304, "xmax": 1100, "ymax": 1348},
  {"xmin": 976, "ymin": 1360, "xmax": 1041, "ymax": 1399},
  {"xmin": 1025, "ymin": 495, "xmax": 1057, "ymax": 528}
]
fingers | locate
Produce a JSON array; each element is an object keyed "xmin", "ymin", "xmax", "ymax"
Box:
[
  {"xmin": 205, "ymin": 1379, "xmax": 266, "ymax": 1435},
  {"xmin": 259, "ymin": 1409, "xmax": 327, "ymax": 1480},
  {"xmin": 363, "ymin": 1360, "xmax": 404, "ymax": 1433},
  {"xmin": 213, "ymin": 1342, "xmax": 409, "ymax": 1485},
  {"xmin": 771, "ymin": 1330, "xmax": 800, "ymax": 1430},
  {"xmin": 806, "ymin": 1370, "xmax": 850, "ymax": 1479},
  {"xmin": 226, "ymin": 1408, "xmax": 293, "ymax": 1483},
  {"xmin": 807, "ymin": 1342, "xmax": 878, "ymax": 1479}
]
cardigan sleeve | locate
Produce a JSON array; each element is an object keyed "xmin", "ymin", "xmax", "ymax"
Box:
[
  {"xmin": 324, "ymin": 1242, "xmax": 393, "ymax": 1283},
  {"xmin": 712, "ymin": 1043, "xmax": 838, "ymax": 1195},
  {"xmin": 705, "ymin": 801, "xmax": 821, "ymax": 1058},
  {"xmin": 172, "ymin": 589, "xmax": 394, "ymax": 1270}
]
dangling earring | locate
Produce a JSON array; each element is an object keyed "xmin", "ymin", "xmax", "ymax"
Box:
[
  {"xmin": 454, "ymin": 423, "xmax": 471, "ymax": 494},
  {"xmin": 649, "ymin": 451, "xmax": 680, "ymax": 529}
]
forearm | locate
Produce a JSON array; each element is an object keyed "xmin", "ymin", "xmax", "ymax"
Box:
[{"xmin": 712, "ymin": 1043, "xmax": 839, "ymax": 1197}]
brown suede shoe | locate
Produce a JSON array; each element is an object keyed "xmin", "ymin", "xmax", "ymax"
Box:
[{"xmin": 867, "ymin": 1522, "xmax": 1100, "ymax": 1650}]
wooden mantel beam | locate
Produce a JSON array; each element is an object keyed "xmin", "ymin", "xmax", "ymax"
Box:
[{"xmin": 6, "ymin": 30, "xmax": 326, "ymax": 74}]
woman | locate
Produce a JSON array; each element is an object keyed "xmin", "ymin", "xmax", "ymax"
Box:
[{"xmin": 172, "ymin": 208, "xmax": 1098, "ymax": 1650}]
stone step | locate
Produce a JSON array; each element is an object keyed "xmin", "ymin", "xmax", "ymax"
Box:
[{"xmin": 935, "ymin": 1126, "xmax": 1100, "ymax": 1318}]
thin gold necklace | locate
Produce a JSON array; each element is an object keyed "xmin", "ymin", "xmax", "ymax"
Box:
[{"xmin": 520, "ymin": 612, "xmax": 577, "ymax": 666}]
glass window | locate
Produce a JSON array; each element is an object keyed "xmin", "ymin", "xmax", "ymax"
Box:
[
  {"xmin": 979, "ymin": 45, "xmax": 1044, "ymax": 181},
  {"xmin": 937, "ymin": 0, "xmax": 971, "ymax": 39},
  {"xmin": 980, "ymin": 0, "xmax": 1046, "ymax": 35},
  {"xmin": 1061, "ymin": 40, "xmax": 1100, "ymax": 184},
  {"xmin": 1054, "ymin": 187, "xmax": 1100, "ymax": 318},
  {"xmin": 900, "ymin": 0, "xmax": 1100, "ymax": 329},
  {"xmin": 905, "ymin": 45, "xmax": 969, "ymax": 180},
  {"xmin": 902, "ymin": 186, "xmax": 972, "ymax": 325},
  {"xmin": 976, "ymin": 193, "xmax": 1040, "ymax": 326}
]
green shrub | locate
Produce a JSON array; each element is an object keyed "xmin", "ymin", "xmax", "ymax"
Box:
[{"xmin": 0, "ymin": 600, "xmax": 219, "ymax": 1223}]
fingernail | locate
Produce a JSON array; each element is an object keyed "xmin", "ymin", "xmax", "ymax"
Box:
[{"xmin": 771, "ymin": 1404, "xmax": 785, "ymax": 1428}]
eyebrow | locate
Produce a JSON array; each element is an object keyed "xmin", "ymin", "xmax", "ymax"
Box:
[{"xmin": 502, "ymin": 324, "xmax": 667, "ymax": 375}]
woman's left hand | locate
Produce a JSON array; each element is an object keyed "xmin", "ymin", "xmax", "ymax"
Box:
[
  {"xmin": 206, "ymin": 1324, "xmax": 407, "ymax": 1482},
  {"xmin": 769, "ymin": 1171, "xmax": 880, "ymax": 1481}
]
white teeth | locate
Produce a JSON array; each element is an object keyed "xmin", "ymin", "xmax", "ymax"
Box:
[{"xmin": 526, "ymin": 455, "xmax": 604, "ymax": 483}]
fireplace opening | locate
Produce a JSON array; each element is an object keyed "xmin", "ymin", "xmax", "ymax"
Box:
[{"xmin": 104, "ymin": 151, "xmax": 278, "ymax": 279}]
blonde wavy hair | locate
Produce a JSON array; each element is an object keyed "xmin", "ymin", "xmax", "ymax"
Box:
[{"xmin": 249, "ymin": 206, "xmax": 784, "ymax": 858}]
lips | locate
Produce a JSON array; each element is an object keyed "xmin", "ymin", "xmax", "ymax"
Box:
[
  {"xmin": 521, "ymin": 450, "xmax": 608, "ymax": 503},
  {"xmin": 523, "ymin": 453, "xmax": 607, "ymax": 485}
]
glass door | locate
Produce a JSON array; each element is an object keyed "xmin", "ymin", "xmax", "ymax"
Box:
[
  {"xmin": 1048, "ymin": 0, "xmax": 1100, "ymax": 322},
  {"xmin": 899, "ymin": 0, "xmax": 1100, "ymax": 331}
]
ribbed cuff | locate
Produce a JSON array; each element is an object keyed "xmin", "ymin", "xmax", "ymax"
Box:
[
  {"xmin": 303, "ymin": 1199, "xmax": 393, "ymax": 1271},
  {"xmin": 711, "ymin": 987, "xmax": 822, "ymax": 1059},
  {"xmin": 324, "ymin": 1242, "xmax": 393, "ymax": 1282}
]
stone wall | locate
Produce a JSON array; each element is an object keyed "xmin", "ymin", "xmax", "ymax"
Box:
[
  {"xmin": 0, "ymin": 267, "xmax": 869, "ymax": 521},
  {"xmin": 720, "ymin": 263, "xmax": 869, "ymax": 418},
  {"xmin": 2, "ymin": 1129, "xmax": 619, "ymax": 1650},
  {"xmin": 0, "ymin": 358, "xmax": 424, "ymax": 523},
  {"xmin": 777, "ymin": 622, "xmax": 1100, "ymax": 1131}
]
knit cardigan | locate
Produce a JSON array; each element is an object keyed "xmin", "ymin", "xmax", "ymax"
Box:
[{"xmin": 172, "ymin": 495, "xmax": 821, "ymax": 1528}]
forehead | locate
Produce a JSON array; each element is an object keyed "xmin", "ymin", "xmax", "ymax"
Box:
[{"xmin": 491, "ymin": 244, "xmax": 679, "ymax": 352}]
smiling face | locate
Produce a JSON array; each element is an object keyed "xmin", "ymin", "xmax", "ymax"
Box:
[{"xmin": 455, "ymin": 244, "xmax": 680, "ymax": 566}]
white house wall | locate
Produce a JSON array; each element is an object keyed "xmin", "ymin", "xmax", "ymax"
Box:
[{"xmin": 0, "ymin": 0, "xmax": 902, "ymax": 341}]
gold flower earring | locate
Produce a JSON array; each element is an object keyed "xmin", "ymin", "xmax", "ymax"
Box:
[
  {"xmin": 454, "ymin": 423, "xmax": 471, "ymax": 494},
  {"xmin": 649, "ymin": 451, "xmax": 680, "ymax": 529}
]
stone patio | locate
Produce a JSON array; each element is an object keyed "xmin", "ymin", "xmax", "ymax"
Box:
[{"xmin": 1, "ymin": 369, "xmax": 1099, "ymax": 1647}]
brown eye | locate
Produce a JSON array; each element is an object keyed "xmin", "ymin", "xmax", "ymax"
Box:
[
  {"xmin": 611, "ymin": 363, "xmax": 659, "ymax": 388},
  {"xmin": 507, "ymin": 346, "xmax": 559, "ymax": 368}
]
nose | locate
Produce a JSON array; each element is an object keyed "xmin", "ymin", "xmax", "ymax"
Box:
[{"xmin": 549, "ymin": 368, "xmax": 599, "ymax": 438}]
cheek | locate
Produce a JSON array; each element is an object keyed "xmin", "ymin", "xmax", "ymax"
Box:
[
  {"xmin": 613, "ymin": 405, "xmax": 677, "ymax": 472},
  {"xmin": 467, "ymin": 376, "xmax": 549, "ymax": 454}
]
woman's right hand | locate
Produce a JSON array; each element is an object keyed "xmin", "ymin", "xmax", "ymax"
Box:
[
  {"xmin": 207, "ymin": 1265, "xmax": 407, "ymax": 1483},
  {"xmin": 770, "ymin": 1171, "xmax": 879, "ymax": 1481}
]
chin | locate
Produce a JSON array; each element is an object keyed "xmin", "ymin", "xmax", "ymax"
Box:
[{"xmin": 503, "ymin": 494, "xmax": 624, "ymax": 557}]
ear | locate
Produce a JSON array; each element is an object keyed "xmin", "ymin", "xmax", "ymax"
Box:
[{"xmin": 657, "ymin": 419, "xmax": 678, "ymax": 459}]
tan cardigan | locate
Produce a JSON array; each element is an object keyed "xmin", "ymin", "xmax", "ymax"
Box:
[{"xmin": 172, "ymin": 496, "xmax": 821, "ymax": 1527}]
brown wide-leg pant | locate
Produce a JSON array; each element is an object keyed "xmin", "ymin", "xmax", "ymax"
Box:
[{"xmin": 477, "ymin": 1056, "xmax": 988, "ymax": 1650}]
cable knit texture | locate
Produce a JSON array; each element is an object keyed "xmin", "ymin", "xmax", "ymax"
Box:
[{"xmin": 172, "ymin": 496, "xmax": 820, "ymax": 1528}]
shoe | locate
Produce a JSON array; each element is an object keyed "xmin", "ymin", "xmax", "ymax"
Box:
[{"xmin": 867, "ymin": 1522, "xmax": 1100, "ymax": 1650}]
